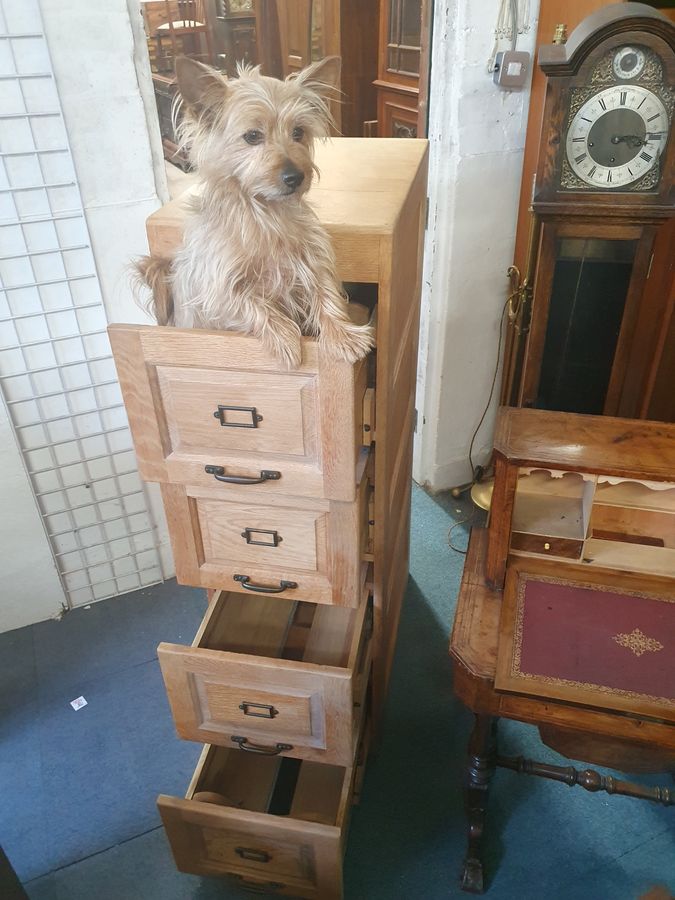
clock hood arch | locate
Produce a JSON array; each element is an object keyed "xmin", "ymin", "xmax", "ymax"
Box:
[
  {"xmin": 532, "ymin": 2, "xmax": 674, "ymax": 217},
  {"xmin": 539, "ymin": 3, "xmax": 675, "ymax": 77}
]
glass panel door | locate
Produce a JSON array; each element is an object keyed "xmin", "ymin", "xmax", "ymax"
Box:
[
  {"xmin": 387, "ymin": 0, "xmax": 421, "ymax": 76},
  {"xmin": 536, "ymin": 238, "xmax": 637, "ymax": 414}
]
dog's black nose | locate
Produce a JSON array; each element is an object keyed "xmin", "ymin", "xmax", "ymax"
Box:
[{"xmin": 282, "ymin": 166, "xmax": 304, "ymax": 190}]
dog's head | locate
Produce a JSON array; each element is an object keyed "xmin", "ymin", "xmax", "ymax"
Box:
[{"xmin": 174, "ymin": 56, "xmax": 340, "ymax": 201}]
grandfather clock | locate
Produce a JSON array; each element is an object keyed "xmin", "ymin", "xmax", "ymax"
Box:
[{"xmin": 504, "ymin": 3, "xmax": 675, "ymax": 420}]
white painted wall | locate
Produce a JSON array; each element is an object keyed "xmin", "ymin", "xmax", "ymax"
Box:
[
  {"xmin": 0, "ymin": 395, "xmax": 66, "ymax": 630},
  {"xmin": 40, "ymin": 0, "xmax": 174, "ymax": 578},
  {"xmin": 414, "ymin": 0, "xmax": 540, "ymax": 491}
]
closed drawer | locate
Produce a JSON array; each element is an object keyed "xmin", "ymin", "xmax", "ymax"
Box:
[
  {"xmin": 109, "ymin": 324, "xmax": 368, "ymax": 502},
  {"xmin": 158, "ymin": 745, "xmax": 353, "ymax": 899},
  {"xmin": 511, "ymin": 532, "xmax": 583, "ymax": 560},
  {"xmin": 158, "ymin": 587, "xmax": 372, "ymax": 765},
  {"xmin": 161, "ymin": 450, "xmax": 370, "ymax": 604}
]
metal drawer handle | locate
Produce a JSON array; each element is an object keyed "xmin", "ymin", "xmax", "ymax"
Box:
[
  {"xmin": 231, "ymin": 735, "xmax": 293, "ymax": 755},
  {"xmin": 241, "ymin": 527, "xmax": 282, "ymax": 547},
  {"xmin": 239, "ymin": 701, "xmax": 278, "ymax": 719},
  {"xmin": 232, "ymin": 875, "xmax": 285, "ymax": 893},
  {"xmin": 204, "ymin": 465, "xmax": 281, "ymax": 485},
  {"xmin": 213, "ymin": 404, "xmax": 262, "ymax": 428},
  {"xmin": 235, "ymin": 847, "xmax": 271, "ymax": 863},
  {"xmin": 234, "ymin": 575, "xmax": 297, "ymax": 594}
]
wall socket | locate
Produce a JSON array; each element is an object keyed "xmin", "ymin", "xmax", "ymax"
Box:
[{"xmin": 493, "ymin": 50, "xmax": 530, "ymax": 89}]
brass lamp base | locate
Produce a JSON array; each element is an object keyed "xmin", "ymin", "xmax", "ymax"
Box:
[{"xmin": 470, "ymin": 478, "xmax": 495, "ymax": 512}]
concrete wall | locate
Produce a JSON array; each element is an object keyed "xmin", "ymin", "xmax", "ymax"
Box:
[
  {"xmin": 0, "ymin": 395, "xmax": 67, "ymax": 630},
  {"xmin": 414, "ymin": 0, "xmax": 540, "ymax": 491},
  {"xmin": 40, "ymin": 0, "xmax": 174, "ymax": 578}
]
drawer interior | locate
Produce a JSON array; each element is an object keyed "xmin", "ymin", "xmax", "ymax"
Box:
[
  {"xmin": 196, "ymin": 591, "xmax": 370, "ymax": 671},
  {"xmin": 512, "ymin": 469, "xmax": 594, "ymax": 541},
  {"xmin": 188, "ymin": 745, "xmax": 351, "ymax": 828}
]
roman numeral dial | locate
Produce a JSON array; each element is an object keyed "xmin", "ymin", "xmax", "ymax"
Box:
[{"xmin": 565, "ymin": 84, "xmax": 670, "ymax": 189}]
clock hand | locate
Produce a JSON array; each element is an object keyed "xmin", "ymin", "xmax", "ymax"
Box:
[{"xmin": 611, "ymin": 134, "xmax": 645, "ymax": 148}]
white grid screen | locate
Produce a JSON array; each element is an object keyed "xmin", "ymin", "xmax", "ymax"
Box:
[{"xmin": 0, "ymin": 0, "xmax": 163, "ymax": 607}]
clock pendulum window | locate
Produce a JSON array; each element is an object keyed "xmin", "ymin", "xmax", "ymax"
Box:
[{"xmin": 505, "ymin": 7, "xmax": 675, "ymax": 422}]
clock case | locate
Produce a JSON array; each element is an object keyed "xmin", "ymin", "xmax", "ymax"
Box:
[{"xmin": 513, "ymin": 4, "xmax": 675, "ymax": 420}]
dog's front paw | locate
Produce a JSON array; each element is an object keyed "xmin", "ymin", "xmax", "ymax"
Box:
[
  {"xmin": 320, "ymin": 321, "xmax": 374, "ymax": 364},
  {"xmin": 265, "ymin": 330, "xmax": 303, "ymax": 369}
]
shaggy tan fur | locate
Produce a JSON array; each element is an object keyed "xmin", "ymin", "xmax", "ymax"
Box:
[{"xmin": 135, "ymin": 55, "xmax": 374, "ymax": 368}]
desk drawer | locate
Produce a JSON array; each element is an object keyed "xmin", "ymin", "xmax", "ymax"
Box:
[
  {"xmin": 158, "ymin": 746, "xmax": 353, "ymax": 899},
  {"xmin": 161, "ymin": 454, "xmax": 370, "ymax": 604},
  {"xmin": 158, "ymin": 588, "xmax": 372, "ymax": 765},
  {"xmin": 109, "ymin": 324, "xmax": 368, "ymax": 502},
  {"xmin": 511, "ymin": 532, "xmax": 584, "ymax": 560}
]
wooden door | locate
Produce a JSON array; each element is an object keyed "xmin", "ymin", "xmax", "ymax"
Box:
[{"xmin": 276, "ymin": 0, "xmax": 313, "ymax": 75}]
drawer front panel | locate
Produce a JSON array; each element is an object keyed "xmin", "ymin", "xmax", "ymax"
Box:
[
  {"xmin": 109, "ymin": 324, "xmax": 367, "ymax": 501},
  {"xmin": 202, "ymin": 824, "xmax": 317, "ymax": 887},
  {"xmin": 158, "ymin": 590, "xmax": 371, "ymax": 765},
  {"xmin": 511, "ymin": 532, "xmax": 584, "ymax": 559},
  {"xmin": 158, "ymin": 797, "xmax": 339, "ymax": 897},
  {"xmin": 198, "ymin": 499, "xmax": 323, "ymax": 572},
  {"xmin": 157, "ymin": 366, "xmax": 315, "ymax": 459},
  {"xmin": 161, "ymin": 474, "xmax": 368, "ymax": 606},
  {"xmin": 203, "ymin": 680, "xmax": 314, "ymax": 738},
  {"xmin": 158, "ymin": 649, "xmax": 356, "ymax": 764}
]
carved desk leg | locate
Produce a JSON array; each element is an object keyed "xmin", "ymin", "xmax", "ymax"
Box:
[{"xmin": 461, "ymin": 715, "xmax": 497, "ymax": 894}]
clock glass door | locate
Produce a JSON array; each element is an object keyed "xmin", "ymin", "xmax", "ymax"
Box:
[{"xmin": 535, "ymin": 237, "xmax": 637, "ymax": 414}]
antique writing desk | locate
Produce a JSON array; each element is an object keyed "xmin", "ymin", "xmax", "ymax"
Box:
[{"xmin": 451, "ymin": 408, "xmax": 675, "ymax": 893}]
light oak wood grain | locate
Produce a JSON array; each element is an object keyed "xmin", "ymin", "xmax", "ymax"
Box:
[
  {"xmin": 158, "ymin": 747, "xmax": 350, "ymax": 897},
  {"xmin": 159, "ymin": 465, "xmax": 368, "ymax": 605},
  {"xmin": 118, "ymin": 139, "xmax": 429, "ymax": 791},
  {"xmin": 158, "ymin": 587, "xmax": 370, "ymax": 765},
  {"xmin": 109, "ymin": 324, "xmax": 365, "ymax": 503}
]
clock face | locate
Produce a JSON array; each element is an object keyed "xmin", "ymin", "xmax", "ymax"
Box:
[
  {"xmin": 612, "ymin": 46, "xmax": 646, "ymax": 80},
  {"xmin": 565, "ymin": 84, "xmax": 669, "ymax": 188}
]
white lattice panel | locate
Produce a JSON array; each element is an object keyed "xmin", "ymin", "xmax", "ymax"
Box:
[{"xmin": 0, "ymin": 0, "xmax": 163, "ymax": 607}]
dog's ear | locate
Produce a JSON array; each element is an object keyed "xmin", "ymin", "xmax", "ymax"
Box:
[
  {"xmin": 290, "ymin": 56, "xmax": 341, "ymax": 95},
  {"xmin": 175, "ymin": 56, "xmax": 228, "ymax": 113}
]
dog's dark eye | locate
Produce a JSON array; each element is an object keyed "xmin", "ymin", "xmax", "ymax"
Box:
[
  {"xmin": 292, "ymin": 126, "xmax": 305, "ymax": 142},
  {"xmin": 243, "ymin": 130, "xmax": 264, "ymax": 145}
]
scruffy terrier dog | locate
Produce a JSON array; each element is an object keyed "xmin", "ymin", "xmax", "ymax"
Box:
[{"xmin": 136, "ymin": 55, "xmax": 374, "ymax": 368}]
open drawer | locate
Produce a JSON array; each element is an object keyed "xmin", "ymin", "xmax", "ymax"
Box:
[
  {"xmin": 158, "ymin": 587, "xmax": 372, "ymax": 765},
  {"xmin": 108, "ymin": 324, "xmax": 368, "ymax": 502},
  {"xmin": 158, "ymin": 746, "xmax": 354, "ymax": 899},
  {"xmin": 160, "ymin": 449, "xmax": 370, "ymax": 605}
]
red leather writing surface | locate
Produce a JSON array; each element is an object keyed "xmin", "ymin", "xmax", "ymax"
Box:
[{"xmin": 513, "ymin": 575, "xmax": 675, "ymax": 704}]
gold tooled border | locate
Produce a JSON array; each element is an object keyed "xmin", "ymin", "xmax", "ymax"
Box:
[{"xmin": 511, "ymin": 572, "xmax": 675, "ymax": 708}]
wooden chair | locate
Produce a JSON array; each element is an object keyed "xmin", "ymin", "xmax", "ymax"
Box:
[{"xmin": 142, "ymin": 0, "xmax": 214, "ymax": 73}]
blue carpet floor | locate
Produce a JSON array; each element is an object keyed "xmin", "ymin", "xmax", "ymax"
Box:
[{"xmin": 1, "ymin": 484, "xmax": 673, "ymax": 899}]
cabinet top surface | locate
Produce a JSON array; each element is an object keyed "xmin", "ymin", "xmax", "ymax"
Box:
[
  {"xmin": 148, "ymin": 138, "xmax": 429, "ymax": 239},
  {"xmin": 494, "ymin": 407, "xmax": 675, "ymax": 481}
]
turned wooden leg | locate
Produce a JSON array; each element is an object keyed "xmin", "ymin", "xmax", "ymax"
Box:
[{"xmin": 461, "ymin": 715, "xmax": 497, "ymax": 894}]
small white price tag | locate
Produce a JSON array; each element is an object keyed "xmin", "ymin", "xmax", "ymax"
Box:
[{"xmin": 70, "ymin": 696, "xmax": 87, "ymax": 711}]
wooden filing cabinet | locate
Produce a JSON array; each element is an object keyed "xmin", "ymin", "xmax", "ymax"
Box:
[{"xmin": 111, "ymin": 137, "xmax": 428, "ymax": 898}]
